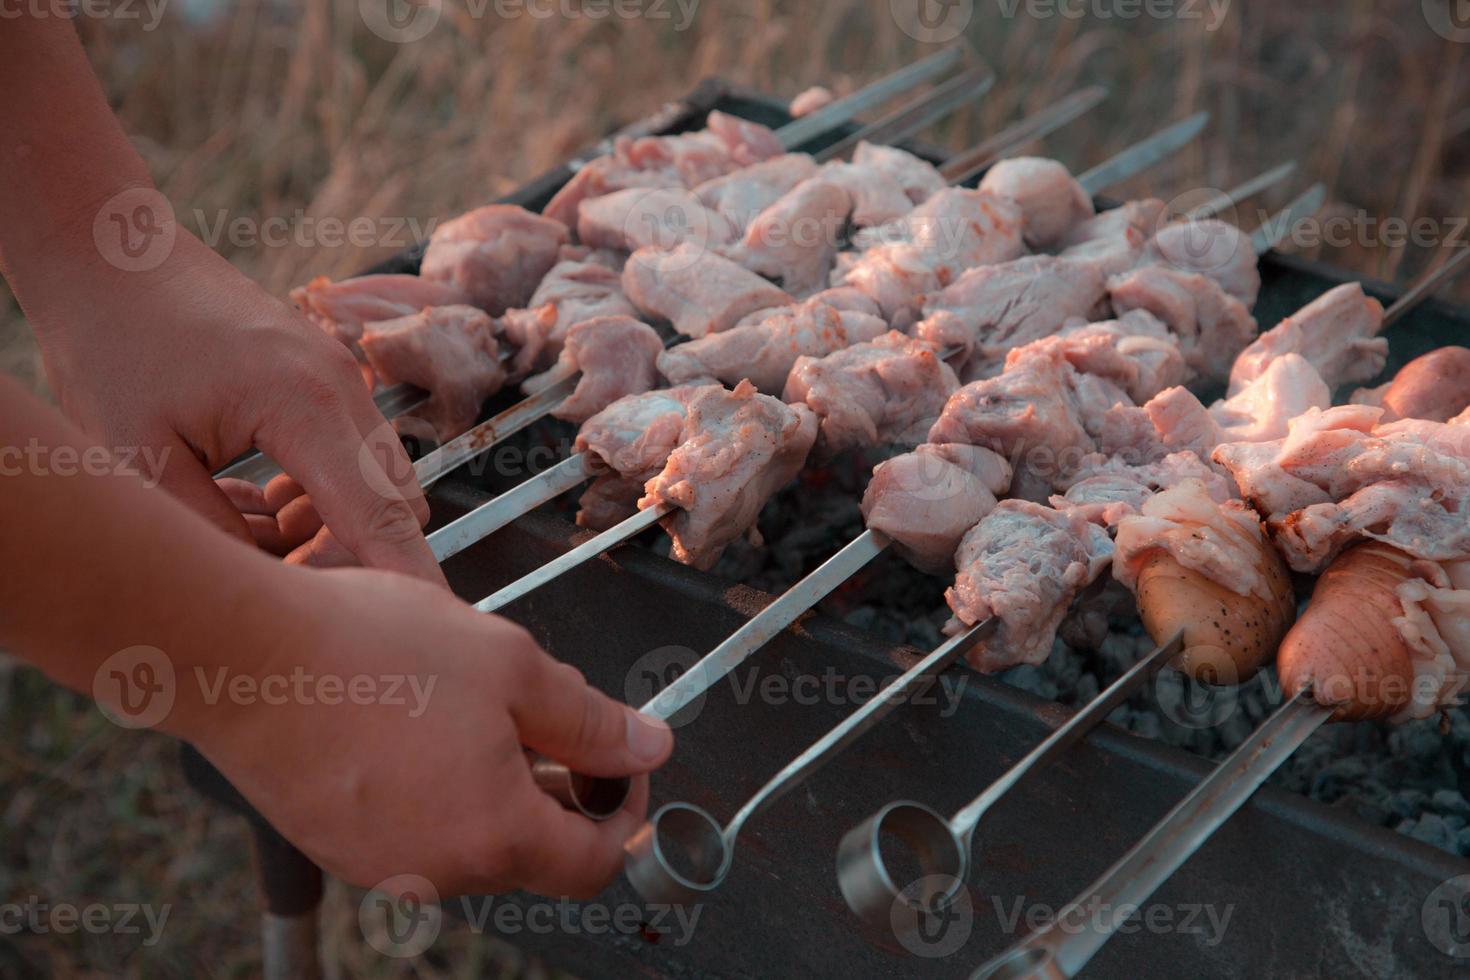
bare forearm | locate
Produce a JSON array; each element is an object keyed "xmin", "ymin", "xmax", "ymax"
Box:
[
  {"xmin": 0, "ymin": 375, "xmax": 300, "ymax": 730},
  {"xmin": 0, "ymin": 15, "xmax": 162, "ymax": 325}
]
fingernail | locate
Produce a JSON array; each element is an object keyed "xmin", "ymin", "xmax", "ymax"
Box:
[{"xmin": 625, "ymin": 708, "xmax": 671, "ymax": 764}]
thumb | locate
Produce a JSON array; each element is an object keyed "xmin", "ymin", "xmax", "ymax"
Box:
[{"xmin": 508, "ymin": 649, "xmax": 673, "ymax": 778}]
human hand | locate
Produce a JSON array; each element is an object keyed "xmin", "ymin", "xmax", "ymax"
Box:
[
  {"xmin": 26, "ymin": 231, "xmax": 443, "ymax": 583},
  {"xmin": 181, "ymin": 565, "xmax": 673, "ymax": 898}
]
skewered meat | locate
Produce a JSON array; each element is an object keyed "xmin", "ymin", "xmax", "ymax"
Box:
[
  {"xmin": 1229, "ymin": 283, "xmax": 1386, "ymax": 394},
  {"xmin": 358, "ymin": 305, "xmax": 506, "ymax": 442},
  {"xmin": 640, "ymin": 380, "xmax": 818, "ymax": 569},
  {"xmin": 926, "ymin": 337, "xmax": 1131, "ymax": 502},
  {"xmin": 574, "ymin": 385, "xmax": 713, "ymax": 529},
  {"xmin": 542, "ymin": 111, "xmax": 783, "ymax": 227},
  {"xmin": 577, "ymin": 187, "xmax": 737, "ymax": 254},
  {"xmin": 656, "ymin": 296, "xmax": 887, "ymax": 393},
  {"xmin": 1211, "ymin": 353, "xmax": 1331, "ymax": 443},
  {"xmin": 1117, "ymin": 479, "xmax": 1296, "ymax": 682},
  {"xmin": 976, "ymin": 157, "xmax": 1094, "ymax": 250},
  {"xmin": 1008, "ymin": 311, "xmax": 1190, "ymax": 405},
  {"xmin": 1144, "ymin": 219, "xmax": 1260, "ymax": 306},
  {"xmin": 498, "ymin": 254, "xmax": 637, "ymax": 377},
  {"xmin": 860, "ymin": 443, "xmax": 1012, "ymax": 574},
  {"xmin": 790, "ymin": 86, "xmax": 835, "ymax": 117},
  {"xmin": 1053, "ymin": 199, "xmax": 1164, "ymax": 280},
  {"xmin": 944, "ymin": 500, "xmax": 1114, "ymax": 671},
  {"xmin": 290, "ymin": 274, "xmax": 473, "ymax": 349},
  {"xmin": 696, "ymin": 154, "xmax": 819, "ymax": 232},
  {"xmin": 1353, "ymin": 346, "xmax": 1470, "ymax": 422},
  {"xmin": 837, "ymin": 190, "xmax": 1027, "ymax": 327},
  {"xmin": 522, "ymin": 316, "xmax": 664, "ymax": 425},
  {"xmin": 1107, "ymin": 265, "xmax": 1257, "ymax": 380},
  {"xmin": 815, "ymin": 142, "xmax": 948, "ymax": 228},
  {"xmin": 915, "ymin": 255, "xmax": 1110, "ymax": 382},
  {"xmin": 1213, "ymin": 404, "xmax": 1470, "ymax": 572},
  {"xmin": 1055, "ymin": 451, "xmax": 1233, "ymax": 527},
  {"xmin": 733, "ymin": 286, "xmax": 881, "ymax": 328},
  {"xmin": 785, "ymin": 332, "xmax": 961, "ymax": 457},
  {"xmin": 622, "ymin": 244, "xmax": 793, "ymax": 338},
  {"xmin": 420, "ymin": 205, "xmax": 569, "ymax": 315},
  {"xmin": 1279, "ymin": 542, "xmax": 1470, "ymax": 721},
  {"xmin": 723, "ymin": 178, "xmax": 852, "ymax": 296}
]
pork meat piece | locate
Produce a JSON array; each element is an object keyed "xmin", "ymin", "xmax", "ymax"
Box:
[
  {"xmin": 577, "ymin": 186, "xmax": 737, "ymax": 254},
  {"xmin": 358, "ymin": 305, "xmax": 506, "ymax": 441},
  {"xmin": 1055, "ymin": 199, "xmax": 1166, "ymax": 279},
  {"xmin": 926, "ymin": 346, "xmax": 1103, "ymax": 502},
  {"xmin": 976, "ymin": 157, "xmax": 1094, "ymax": 250},
  {"xmin": 520, "ymin": 316, "xmax": 663, "ymax": 425},
  {"xmin": 945, "ymin": 500, "xmax": 1114, "ymax": 671},
  {"xmin": 544, "ymin": 111, "xmax": 784, "ymax": 227},
  {"xmin": 290, "ymin": 274, "xmax": 473, "ymax": 348},
  {"xmin": 851, "ymin": 142, "xmax": 947, "ymax": 206},
  {"xmin": 498, "ymin": 256, "xmax": 637, "ymax": 377},
  {"xmin": 1214, "ymin": 405, "xmax": 1470, "ymax": 571},
  {"xmin": 914, "ymin": 255, "xmax": 1109, "ymax": 381},
  {"xmin": 732, "ymin": 285, "xmax": 880, "ymax": 328},
  {"xmin": 1055, "ymin": 451, "xmax": 1234, "ymax": 527},
  {"xmin": 785, "ymin": 332, "xmax": 960, "ymax": 456},
  {"xmin": 861, "ymin": 442, "xmax": 1013, "ymax": 574},
  {"xmin": 836, "ymin": 190, "xmax": 1028, "ymax": 327},
  {"xmin": 623, "ymin": 244, "xmax": 793, "ymax": 338},
  {"xmin": 1212, "ymin": 353, "xmax": 1331, "ymax": 444},
  {"xmin": 420, "ymin": 205, "xmax": 569, "ymax": 315},
  {"xmin": 1005, "ymin": 311, "xmax": 1190, "ymax": 405},
  {"xmin": 1144, "ymin": 219, "xmax": 1261, "ymax": 307},
  {"xmin": 1384, "ymin": 558, "xmax": 1470, "ymax": 720},
  {"xmin": 1229, "ymin": 282, "xmax": 1387, "ymax": 394},
  {"xmin": 640, "ymin": 380, "xmax": 818, "ymax": 569},
  {"xmin": 790, "ymin": 86, "xmax": 835, "ymax": 117},
  {"xmin": 817, "ymin": 160, "xmax": 918, "ymax": 228},
  {"xmin": 1113, "ymin": 478, "xmax": 1281, "ymax": 602},
  {"xmin": 1107, "ymin": 265, "xmax": 1258, "ymax": 380},
  {"xmin": 574, "ymin": 385, "xmax": 713, "ymax": 529},
  {"xmin": 724, "ymin": 178, "xmax": 852, "ymax": 296},
  {"xmin": 695, "ymin": 154, "xmax": 819, "ymax": 232},
  {"xmin": 657, "ymin": 297, "xmax": 887, "ymax": 393}
]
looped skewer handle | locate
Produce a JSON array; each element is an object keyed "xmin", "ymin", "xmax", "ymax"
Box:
[
  {"xmin": 623, "ymin": 618, "xmax": 996, "ymax": 905},
  {"xmin": 837, "ymin": 632, "xmax": 1183, "ymax": 928},
  {"xmin": 969, "ymin": 692, "xmax": 1330, "ymax": 980}
]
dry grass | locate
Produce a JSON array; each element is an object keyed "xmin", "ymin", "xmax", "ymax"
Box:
[{"xmin": 2, "ymin": 0, "xmax": 1468, "ymax": 975}]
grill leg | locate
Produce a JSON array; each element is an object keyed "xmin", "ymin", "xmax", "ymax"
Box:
[{"xmin": 251, "ymin": 819, "xmax": 324, "ymax": 980}]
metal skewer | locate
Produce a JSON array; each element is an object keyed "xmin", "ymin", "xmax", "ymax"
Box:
[
  {"xmin": 1383, "ymin": 244, "xmax": 1470, "ymax": 328},
  {"xmin": 216, "ymin": 51, "xmax": 972, "ymax": 487},
  {"xmin": 836, "ymin": 631, "xmax": 1184, "ymax": 937},
  {"xmin": 969, "ymin": 691, "xmax": 1330, "ymax": 980},
  {"xmin": 623, "ymin": 618, "xmax": 998, "ymax": 905},
  {"xmin": 939, "ymin": 86, "xmax": 1109, "ymax": 185},
  {"xmin": 815, "ymin": 64, "xmax": 995, "ymax": 163},
  {"xmin": 1182, "ymin": 161, "xmax": 1295, "ymax": 221}
]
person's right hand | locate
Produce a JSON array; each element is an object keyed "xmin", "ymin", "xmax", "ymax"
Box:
[{"xmin": 179, "ymin": 564, "xmax": 674, "ymax": 898}]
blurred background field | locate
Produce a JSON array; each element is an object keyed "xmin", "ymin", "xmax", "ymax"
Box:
[{"xmin": 2, "ymin": 0, "xmax": 1469, "ymax": 976}]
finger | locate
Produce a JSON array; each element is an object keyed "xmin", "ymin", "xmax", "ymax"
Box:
[
  {"xmin": 217, "ymin": 478, "xmax": 273, "ymax": 516},
  {"xmin": 284, "ymin": 525, "xmax": 361, "ymax": 570},
  {"xmin": 495, "ymin": 780, "xmax": 645, "ymax": 900},
  {"xmin": 275, "ymin": 492, "xmax": 324, "ymax": 548},
  {"xmin": 244, "ymin": 514, "xmax": 293, "ymax": 556},
  {"xmin": 262, "ymin": 474, "xmax": 307, "ymax": 513},
  {"xmin": 149, "ymin": 434, "xmax": 254, "ymax": 546},
  {"xmin": 340, "ymin": 393, "xmax": 432, "ymax": 528},
  {"xmin": 509, "ymin": 653, "xmax": 673, "ymax": 778},
  {"xmin": 258, "ymin": 394, "xmax": 443, "ymax": 585}
]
